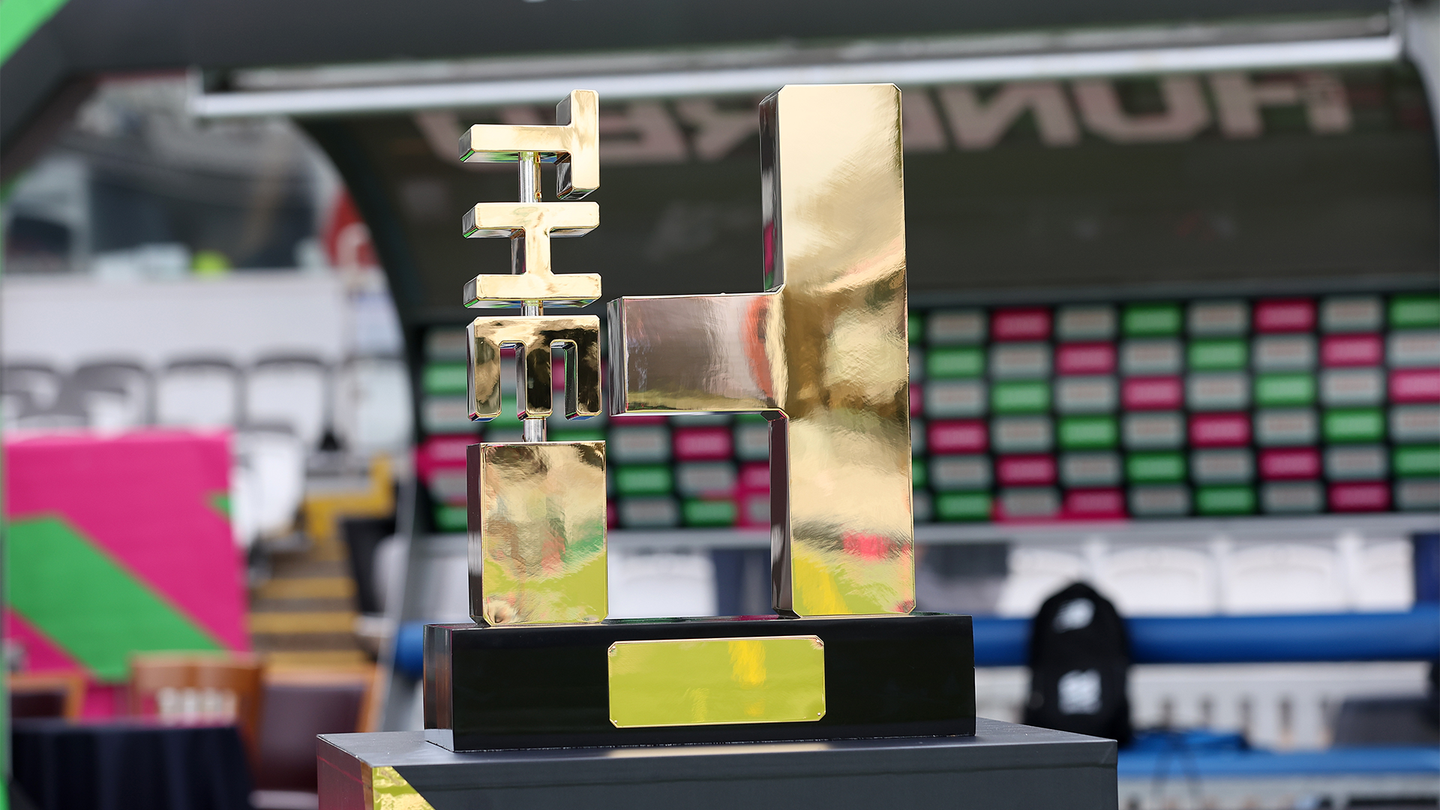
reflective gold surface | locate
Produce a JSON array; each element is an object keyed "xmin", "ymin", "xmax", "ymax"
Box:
[
  {"xmin": 461, "ymin": 89, "xmax": 601, "ymax": 308},
  {"xmin": 462, "ymin": 202, "xmax": 601, "ymax": 308},
  {"xmin": 459, "ymin": 93, "xmax": 608, "ymax": 628},
  {"xmin": 460, "ymin": 89, "xmax": 599, "ymax": 200},
  {"xmin": 608, "ymin": 84, "xmax": 913, "ymax": 618},
  {"xmin": 467, "ymin": 315, "xmax": 601, "ymax": 421},
  {"xmin": 370, "ymin": 765, "xmax": 436, "ymax": 810},
  {"xmin": 607, "ymin": 636, "xmax": 826, "ymax": 728},
  {"xmin": 468, "ymin": 441, "xmax": 608, "ymax": 625}
]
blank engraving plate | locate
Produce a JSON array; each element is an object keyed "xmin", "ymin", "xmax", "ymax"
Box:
[{"xmin": 607, "ymin": 636, "xmax": 826, "ymax": 728}]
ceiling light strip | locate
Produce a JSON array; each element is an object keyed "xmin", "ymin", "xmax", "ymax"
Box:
[{"xmin": 192, "ymin": 35, "xmax": 1401, "ymax": 118}]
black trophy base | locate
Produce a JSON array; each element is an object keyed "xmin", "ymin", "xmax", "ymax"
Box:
[
  {"xmin": 321, "ymin": 720, "xmax": 1117, "ymax": 810},
  {"xmin": 424, "ymin": 613, "xmax": 975, "ymax": 752}
]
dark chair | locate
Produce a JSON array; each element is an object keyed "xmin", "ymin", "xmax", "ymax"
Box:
[
  {"xmin": 1, "ymin": 388, "xmax": 37, "ymax": 428},
  {"xmin": 1332, "ymin": 693, "xmax": 1439, "ymax": 747},
  {"xmin": 340, "ymin": 516, "xmax": 397, "ymax": 616},
  {"xmin": 71, "ymin": 360, "xmax": 155, "ymax": 426},
  {"xmin": 1, "ymin": 363, "xmax": 63, "ymax": 414},
  {"xmin": 251, "ymin": 669, "xmax": 374, "ymax": 810},
  {"xmin": 9, "ymin": 672, "xmax": 85, "ymax": 720},
  {"xmin": 2, "ymin": 363, "xmax": 85, "ymax": 428}
]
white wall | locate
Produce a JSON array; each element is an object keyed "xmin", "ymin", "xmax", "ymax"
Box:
[{"xmin": 2, "ymin": 273, "xmax": 349, "ymax": 369}]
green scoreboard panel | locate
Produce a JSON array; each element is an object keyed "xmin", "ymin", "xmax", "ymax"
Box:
[{"xmin": 416, "ymin": 289, "xmax": 1439, "ymax": 531}]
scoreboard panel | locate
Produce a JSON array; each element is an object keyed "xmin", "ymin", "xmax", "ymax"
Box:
[{"xmin": 416, "ymin": 288, "xmax": 1439, "ymax": 532}]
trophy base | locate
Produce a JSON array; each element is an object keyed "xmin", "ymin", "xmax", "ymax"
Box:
[
  {"xmin": 424, "ymin": 613, "xmax": 975, "ymax": 752},
  {"xmin": 320, "ymin": 720, "xmax": 1117, "ymax": 810}
]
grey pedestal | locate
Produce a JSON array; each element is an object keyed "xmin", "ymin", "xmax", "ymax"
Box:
[{"xmin": 318, "ymin": 718, "xmax": 1117, "ymax": 809}]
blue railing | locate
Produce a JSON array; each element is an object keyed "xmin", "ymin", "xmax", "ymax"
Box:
[
  {"xmin": 394, "ymin": 608, "xmax": 1440, "ymax": 679},
  {"xmin": 974, "ymin": 608, "xmax": 1440, "ymax": 666}
]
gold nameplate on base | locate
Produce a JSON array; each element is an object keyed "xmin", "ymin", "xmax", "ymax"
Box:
[{"xmin": 607, "ymin": 636, "xmax": 826, "ymax": 729}]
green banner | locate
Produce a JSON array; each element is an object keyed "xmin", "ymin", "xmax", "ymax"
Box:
[
  {"xmin": 7, "ymin": 516, "xmax": 221, "ymax": 680},
  {"xmin": 0, "ymin": 0, "xmax": 70, "ymax": 64}
]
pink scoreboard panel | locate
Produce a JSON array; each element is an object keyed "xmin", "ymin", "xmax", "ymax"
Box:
[
  {"xmin": 416, "ymin": 289, "xmax": 1439, "ymax": 531},
  {"xmin": 911, "ymin": 292, "xmax": 1438, "ymax": 523}
]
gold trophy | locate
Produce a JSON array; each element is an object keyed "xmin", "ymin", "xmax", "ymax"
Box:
[
  {"xmin": 459, "ymin": 90, "xmax": 607, "ymax": 628},
  {"xmin": 425, "ymin": 84, "xmax": 974, "ymax": 751}
]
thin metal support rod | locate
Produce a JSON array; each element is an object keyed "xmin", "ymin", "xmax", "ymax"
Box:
[{"xmin": 516, "ymin": 152, "xmax": 547, "ymax": 444}]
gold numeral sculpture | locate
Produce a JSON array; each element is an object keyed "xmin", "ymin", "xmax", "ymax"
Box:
[
  {"xmin": 460, "ymin": 90, "xmax": 599, "ymax": 197},
  {"xmin": 463, "ymin": 84, "xmax": 915, "ymax": 624},
  {"xmin": 461, "ymin": 90, "xmax": 602, "ymax": 309},
  {"xmin": 467, "ymin": 316, "xmax": 602, "ymax": 421},
  {"xmin": 462, "ymin": 203, "xmax": 601, "ymax": 308},
  {"xmin": 462, "ymin": 90, "xmax": 607, "ymax": 626},
  {"xmin": 608, "ymin": 84, "xmax": 914, "ymax": 618}
]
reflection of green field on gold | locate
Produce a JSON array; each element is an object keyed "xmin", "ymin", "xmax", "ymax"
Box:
[
  {"xmin": 476, "ymin": 440, "xmax": 608, "ymax": 624},
  {"xmin": 482, "ymin": 552, "xmax": 607, "ymax": 624},
  {"xmin": 607, "ymin": 636, "xmax": 826, "ymax": 728},
  {"xmin": 792, "ymin": 544, "xmax": 915, "ymax": 617},
  {"xmin": 370, "ymin": 765, "xmax": 434, "ymax": 809}
]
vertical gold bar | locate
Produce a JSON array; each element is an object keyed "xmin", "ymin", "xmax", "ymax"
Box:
[
  {"xmin": 609, "ymin": 85, "xmax": 913, "ymax": 618},
  {"xmin": 765, "ymin": 85, "xmax": 911, "ymax": 618},
  {"xmin": 467, "ymin": 441, "xmax": 608, "ymax": 625}
]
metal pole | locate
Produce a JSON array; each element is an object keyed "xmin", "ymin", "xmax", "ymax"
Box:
[{"xmin": 516, "ymin": 152, "xmax": 547, "ymax": 443}]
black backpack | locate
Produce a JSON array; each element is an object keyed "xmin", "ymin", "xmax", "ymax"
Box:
[{"xmin": 1022, "ymin": 581, "xmax": 1133, "ymax": 745}]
